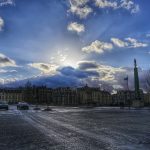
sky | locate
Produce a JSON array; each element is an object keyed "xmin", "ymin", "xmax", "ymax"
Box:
[{"xmin": 0, "ymin": 0, "xmax": 150, "ymax": 92}]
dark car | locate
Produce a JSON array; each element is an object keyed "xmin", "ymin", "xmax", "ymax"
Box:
[
  {"xmin": 17, "ymin": 102, "xmax": 29, "ymax": 110},
  {"xmin": 0, "ymin": 101, "xmax": 9, "ymax": 110}
]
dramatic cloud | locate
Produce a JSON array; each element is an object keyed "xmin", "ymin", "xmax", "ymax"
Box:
[
  {"xmin": 58, "ymin": 66, "xmax": 99, "ymax": 78},
  {"xmin": 28, "ymin": 63, "xmax": 58, "ymax": 74},
  {"xmin": 6, "ymin": 74, "xmax": 82, "ymax": 88},
  {"xmin": 67, "ymin": 22, "xmax": 85, "ymax": 34},
  {"xmin": 4, "ymin": 60, "xmax": 149, "ymax": 93},
  {"xmin": 82, "ymin": 40, "xmax": 113, "ymax": 54},
  {"xmin": 77, "ymin": 60, "xmax": 129, "ymax": 91},
  {"xmin": 57, "ymin": 61, "xmax": 127, "ymax": 87},
  {"xmin": 78, "ymin": 60, "xmax": 126, "ymax": 85},
  {"xmin": 0, "ymin": 17, "xmax": 4, "ymax": 31},
  {"xmin": 0, "ymin": 53, "xmax": 16, "ymax": 67},
  {"xmin": 98, "ymin": 64, "xmax": 126, "ymax": 82},
  {"xmin": 0, "ymin": 0, "xmax": 14, "ymax": 6},
  {"xmin": 68, "ymin": 0, "xmax": 92, "ymax": 19},
  {"xmin": 95, "ymin": 0, "xmax": 139, "ymax": 14}
]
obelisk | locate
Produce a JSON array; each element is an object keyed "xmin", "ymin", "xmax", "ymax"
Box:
[
  {"xmin": 132, "ymin": 59, "xmax": 144, "ymax": 107},
  {"xmin": 134, "ymin": 59, "xmax": 140, "ymax": 100}
]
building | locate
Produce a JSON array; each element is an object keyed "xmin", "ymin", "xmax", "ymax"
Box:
[
  {"xmin": 52, "ymin": 87, "xmax": 78, "ymax": 106},
  {"xmin": 0, "ymin": 85, "xmax": 113, "ymax": 106},
  {"xmin": 112, "ymin": 90, "xmax": 144, "ymax": 106},
  {"xmin": 133, "ymin": 59, "xmax": 144, "ymax": 107},
  {"xmin": 144, "ymin": 93, "xmax": 150, "ymax": 106},
  {"xmin": 0, "ymin": 88, "xmax": 23, "ymax": 104},
  {"xmin": 112, "ymin": 59, "xmax": 145, "ymax": 107},
  {"xmin": 77, "ymin": 85, "xmax": 112, "ymax": 106}
]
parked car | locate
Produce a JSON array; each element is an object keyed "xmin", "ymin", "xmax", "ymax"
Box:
[
  {"xmin": 17, "ymin": 102, "xmax": 29, "ymax": 110},
  {"xmin": 0, "ymin": 101, "xmax": 9, "ymax": 110}
]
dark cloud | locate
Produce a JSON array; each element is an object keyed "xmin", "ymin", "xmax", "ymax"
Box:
[
  {"xmin": 5, "ymin": 74, "xmax": 82, "ymax": 88},
  {"xmin": 0, "ymin": 57, "xmax": 11, "ymax": 63},
  {"xmin": 78, "ymin": 61, "xmax": 99, "ymax": 70},
  {"xmin": 58, "ymin": 66, "xmax": 99, "ymax": 78},
  {"xmin": 0, "ymin": 53, "xmax": 16, "ymax": 67},
  {"xmin": 40, "ymin": 64, "xmax": 49, "ymax": 70}
]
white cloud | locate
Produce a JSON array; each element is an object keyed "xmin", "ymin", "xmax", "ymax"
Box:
[
  {"xmin": 120, "ymin": 0, "xmax": 140, "ymax": 14},
  {"xmin": 0, "ymin": 0, "xmax": 14, "ymax": 6},
  {"xmin": 67, "ymin": 22, "xmax": 85, "ymax": 34},
  {"xmin": 68, "ymin": 0, "xmax": 92, "ymax": 19},
  {"xmin": 70, "ymin": 5, "xmax": 92, "ymax": 19},
  {"xmin": 0, "ymin": 53, "xmax": 16, "ymax": 67},
  {"xmin": 0, "ymin": 69, "xmax": 17, "ymax": 73},
  {"xmin": 98, "ymin": 64, "xmax": 126, "ymax": 82},
  {"xmin": 28, "ymin": 63, "xmax": 58, "ymax": 74},
  {"xmin": 111, "ymin": 38, "xmax": 128, "ymax": 48},
  {"xmin": 67, "ymin": 0, "xmax": 139, "ymax": 21},
  {"xmin": 0, "ymin": 17, "xmax": 4, "ymax": 31},
  {"xmin": 82, "ymin": 37, "xmax": 148, "ymax": 54},
  {"xmin": 125, "ymin": 37, "xmax": 148, "ymax": 48},
  {"xmin": 69, "ymin": 0, "xmax": 89, "ymax": 7},
  {"xmin": 95, "ymin": 0, "xmax": 118, "ymax": 9},
  {"xmin": 94, "ymin": 0, "xmax": 139, "ymax": 14},
  {"xmin": 82, "ymin": 40, "xmax": 113, "ymax": 54},
  {"xmin": 111, "ymin": 37, "xmax": 148, "ymax": 48}
]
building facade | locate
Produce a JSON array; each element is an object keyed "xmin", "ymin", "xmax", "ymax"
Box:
[
  {"xmin": 0, "ymin": 88, "xmax": 23, "ymax": 104},
  {"xmin": 77, "ymin": 85, "xmax": 112, "ymax": 106},
  {"xmin": 144, "ymin": 93, "xmax": 150, "ymax": 106},
  {"xmin": 52, "ymin": 87, "xmax": 78, "ymax": 106},
  {"xmin": 112, "ymin": 89, "xmax": 144, "ymax": 106},
  {"xmin": 0, "ymin": 85, "xmax": 149, "ymax": 107},
  {"xmin": 0, "ymin": 85, "xmax": 112, "ymax": 106}
]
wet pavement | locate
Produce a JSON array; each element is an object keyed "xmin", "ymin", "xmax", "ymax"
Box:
[{"xmin": 0, "ymin": 106, "xmax": 150, "ymax": 150}]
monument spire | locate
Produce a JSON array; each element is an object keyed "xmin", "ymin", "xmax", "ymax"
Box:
[
  {"xmin": 134, "ymin": 59, "xmax": 140, "ymax": 100},
  {"xmin": 134, "ymin": 59, "xmax": 137, "ymax": 68}
]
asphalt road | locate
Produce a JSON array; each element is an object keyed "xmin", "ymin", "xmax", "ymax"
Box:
[{"xmin": 0, "ymin": 106, "xmax": 150, "ymax": 150}]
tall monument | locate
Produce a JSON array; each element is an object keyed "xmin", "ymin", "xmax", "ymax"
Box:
[
  {"xmin": 132, "ymin": 59, "xmax": 144, "ymax": 107},
  {"xmin": 134, "ymin": 59, "xmax": 140, "ymax": 100}
]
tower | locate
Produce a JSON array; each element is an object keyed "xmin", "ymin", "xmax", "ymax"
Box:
[
  {"xmin": 132, "ymin": 59, "xmax": 144, "ymax": 107},
  {"xmin": 134, "ymin": 59, "xmax": 140, "ymax": 100}
]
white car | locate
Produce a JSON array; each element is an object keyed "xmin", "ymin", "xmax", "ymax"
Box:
[
  {"xmin": 0, "ymin": 101, "xmax": 9, "ymax": 110},
  {"xmin": 17, "ymin": 102, "xmax": 29, "ymax": 110}
]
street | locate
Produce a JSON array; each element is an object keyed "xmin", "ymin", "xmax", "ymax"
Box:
[{"xmin": 0, "ymin": 106, "xmax": 150, "ymax": 150}]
